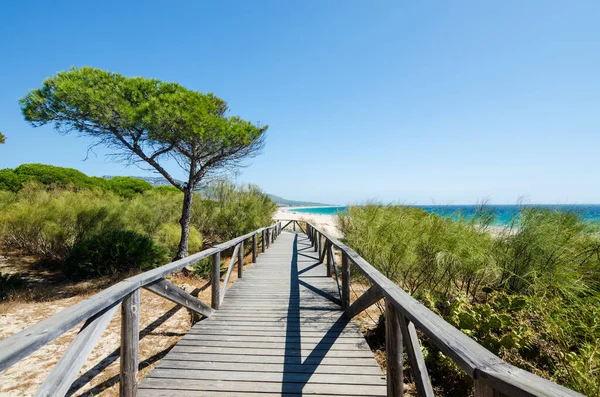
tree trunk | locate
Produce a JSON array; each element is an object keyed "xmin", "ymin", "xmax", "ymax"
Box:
[{"xmin": 176, "ymin": 186, "xmax": 194, "ymax": 259}]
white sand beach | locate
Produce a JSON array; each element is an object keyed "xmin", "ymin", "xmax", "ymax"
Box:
[{"xmin": 274, "ymin": 207, "xmax": 342, "ymax": 238}]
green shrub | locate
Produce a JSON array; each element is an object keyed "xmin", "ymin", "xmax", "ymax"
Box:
[
  {"xmin": 0, "ymin": 169, "xmax": 24, "ymax": 192},
  {"xmin": 66, "ymin": 230, "xmax": 169, "ymax": 277},
  {"xmin": 122, "ymin": 189, "xmax": 183, "ymax": 235},
  {"xmin": 0, "ymin": 183, "xmax": 125, "ymax": 261},
  {"xmin": 191, "ymin": 181, "xmax": 276, "ymax": 242},
  {"xmin": 14, "ymin": 163, "xmax": 109, "ymax": 190},
  {"xmin": 154, "ymin": 222, "xmax": 203, "ymax": 257},
  {"xmin": 339, "ymin": 204, "xmax": 600, "ymax": 396},
  {"xmin": 106, "ymin": 176, "xmax": 153, "ymax": 198}
]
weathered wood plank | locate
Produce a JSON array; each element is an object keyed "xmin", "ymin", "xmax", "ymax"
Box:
[
  {"xmin": 211, "ymin": 251, "xmax": 221, "ymax": 310},
  {"xmin": 345, "ymin": 285, "xmax": 384, "ymax": 318},
  {"xmin": 398, "ymin": 314, "xmax": 434, "ymax": 397},
  {"xmin": 121, "ymin": 288, "xmax": 140, "ymax": 397},
  {"xmin": 237, "ymin": 240, "xmax": 244, "ymax": 279},
  {"xmin": 220, "ymin": 243, "xmax": 240, "ymax": 304},
  {"xmin": 342, "ymin": 251, "xmax": 351, "ymax": 309},
  {"xmin": 386, "ymin": 300, "xmax": 403, "ymax": 397},
  {"xmin": 144, "ymin": 278, "xmax": 212, "ymax": 318},
  {"xmin": 139, "ymin": 377, "xmax": 387, "ymax": 396},
  {"xmin": 35, "ymin": 302, "xmax": 119, "ymax": 397}
]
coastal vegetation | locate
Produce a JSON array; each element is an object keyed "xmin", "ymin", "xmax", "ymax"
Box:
[
  {"xmin": 20, "ymin": 67, "xmax": 268, "ymax": 259},
  {"xmin": 338, "ymin": 204, "xmax": 600, "ymax": 396},
  {"xmin": 0, "ymin": 164, "xmax": 276, "ymax": 280}
]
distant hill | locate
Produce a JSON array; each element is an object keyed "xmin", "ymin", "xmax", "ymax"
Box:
[
  {"xmin": 104, "ymin": 175, "xmax": 330, "ymax": 207},
  {"xmin": 266, "ymin": 194, "xmax": 331, "ymax": 207}
]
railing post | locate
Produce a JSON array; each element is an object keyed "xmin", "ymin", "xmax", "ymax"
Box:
[
  {"xmin": 252, "ymin": 234, "xmax": 257, "ymax": 263},
  {"xmin": 211, "ymin": 252, "xmax": 221, "ymax": 310},
  {"xmin": 238, "ymin": 240, "xmax": 244, "ymax": 279},
  {"xmin": 293, "ymin": 221, "xmax": 296, "ymax": 232},
  {"xmin": 326, "ymin": 242, "xmax": 333, "ymax": 277},
  {"xmin": 120, "ymin": 288, "xmax": 140, "ymax": 397},
  {"xmin": 474, "ymin": 379, "xmax": 502, "ymax": 397},
  {"xmin": 314, "ymin": 231, "xmax": 319, "ymax": 252},
  {"xmin": 261, "ymin": 230, "xmax": 266, "ymax": 252},
  {"xmin": 386, "ymin": 299, "xmax": 403, "ymax": 397},
  {"xmin": 341, "ymin": 252, "xmax": 350, "ymax": 309},
  {"xmin": 317, "ymin": 232, "xmax": 322, "ymax": 255}
]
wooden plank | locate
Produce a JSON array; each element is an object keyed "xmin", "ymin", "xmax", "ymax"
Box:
[
  {"xmin": 156, "ymin": 359, "xmax": 384, "ymax": 375},
  {"xmin": 345, "ymin": 285, "xmax": 384, "ymax": 318},
  {"xmin": 211, "ymin": 251, "xmax": 221, "ymax": 310},
  {"xmin": 398, "ymin": 314, "xmax": 434, "ymax": 397},
  {"xmin": 237, "ymin": 240, "xmax": 244, "ymax": 279},
  {"xmin": 147, "ymin": 368, "xmax": 385, "ymax": 385},
  {"xmin": 386, "ymin": 300, "xmax": 403, "ymax": 397},
  {"xmin": 144, "ymin": 278, "xmax": 212, "ymax": 318},
  {"xmin": 121, "ymin": 288, "xmax": 140, "ymax": 397},
  {"xmin": 139, "ymin": 377, "xmax": 387, "ymax": 396},
  {"xmin": 294, "ymin": 220, "xmax": 306, "ymax": 234},
  {"xmin": 342, "ymin": 251, "xmax": 351, "ymax": 309},
  {"xmin": 34, "ymin": 302, "xmax": 119, "ymax": 397},
  {"xmin": 220, "ymin": 244, "xmax": 240, "ymax": 304}
]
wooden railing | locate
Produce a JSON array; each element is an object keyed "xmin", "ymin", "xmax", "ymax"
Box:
[
  {"xmin": 0, "ymin": 221, "xmax": 282, "ymax": 397},
  {"xmin": 295, "ymin": 220, "xmax": 584, "ymax": 397}
]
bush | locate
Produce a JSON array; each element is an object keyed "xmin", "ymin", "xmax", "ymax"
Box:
[
  {"xmin": 191, "ymin": 181, "xmax": 276, "ymax": 242},
  {"xmin": 66, "ymin": 230, "xmax": 169, "ymax": 277},
  {"xmin": 339, "ymin": 204, "xmax": 600, "ymax": 396},
  {"xmin": 0, "ymin": 183, "xmax": 125, "ymax": 261},
  {"xmin": 122, "ymin": 189, "xmax": 183, "ymax": 235},
  {"xmin": 0, "ymin": 169, "xmax": 23, "ymax": 192},
  {"xmin": 14, "ymin": 163, "xmax": 108, "ymax": 190},
  {"xmin": 154, "ymin": 222, "xmax": 203, "ymax": 257},
  {"xmin": 106, "ymin": 176, "xmax": 153, "ymax": 198}
]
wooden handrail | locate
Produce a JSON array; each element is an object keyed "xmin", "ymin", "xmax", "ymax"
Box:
[
  {"xmin": 0, "ymin": 222, "xmax": 281, "ymax": 397},
  {"xmin": 300, "ymin": 221, "xmax": 584, "ymax": 397}
]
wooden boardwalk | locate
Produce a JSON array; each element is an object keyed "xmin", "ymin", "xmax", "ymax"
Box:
[{"xmin": 138, "ymin": 231, "xmax": 386, "ymax": 396}]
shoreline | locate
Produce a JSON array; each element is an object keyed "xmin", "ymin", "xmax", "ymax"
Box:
[{"xmin": 274, "ymin": 207, "xmax": 341, "ymax": 238}]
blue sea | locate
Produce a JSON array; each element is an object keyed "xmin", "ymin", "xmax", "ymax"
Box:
[{"xmin": 290, "ymin": 205, "xmax": 600, "ymax": 226}]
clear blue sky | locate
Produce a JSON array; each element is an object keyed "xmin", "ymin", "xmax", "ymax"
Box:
[{"xmin": 1, "ymin": 1, "xmax": 599, "ymax": 205}]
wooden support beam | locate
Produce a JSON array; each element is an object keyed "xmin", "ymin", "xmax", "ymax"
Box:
[
  {"xmin": 252, "ymin": 234, "xmax": 257, "ymax": 263},
  {"xmin": 281, "ymin": 220, "xmax": 293, "ymax": 230},
  {"xmin": 220, "ymin": 244, "xmax": 240, "ymax": 304},
  {"xmin": 319, "ymin": 240, "xmax": 329, "ymax": 264},
  {"xmin": 261, "ymin": 230, "xmax": 266, "ymax": 253},
  {"xmin": 120, "ymin": 289, "xmax": 140, "ymax": 397},
  {"xmin": 317, "ymin": 233, "xmax": 322, "ymax": 256},
  {"xmin": 326, "ymin": 241, "xmax": 333, "ymax": 277},
  {"xmin": 341, "ymin": 252, "xmax": 351, "ymax": 310},
  {"xmin": 345, "ymin": 285, "xmax": 384, "ymax": 318},
  {"xmin": 386, "ymin": 300, "xmax": 403, "ymax": 397},
  {"xmin": 399, "ymin": 314, "xmax": 434, "ymax": 397},
  {"xmin": 144, "ymin": 278, "xmax": 212, "ymax": 318},
  {"xmin": 295, "ymin": 220, "xmax": 306, "ymax": 234},
  {"xmin": 238, "ymin": 240, "xmax": 244, "ymax": 279},
  {"xmin": 35, "ymin": 303, "xmax": 119, "ymax": 397},
  {"xmin": 211, "ymin": 252, "xmax": 221, "ymax": 310}
]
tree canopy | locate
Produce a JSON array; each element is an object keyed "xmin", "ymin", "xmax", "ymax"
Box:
[
  {"xmin": 0, "ymin": 132, "xmax": 5, "ymax": 144},
  {"xmin": 20, "ymin": 67, "xmax": 268, "ymax": 258}
]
